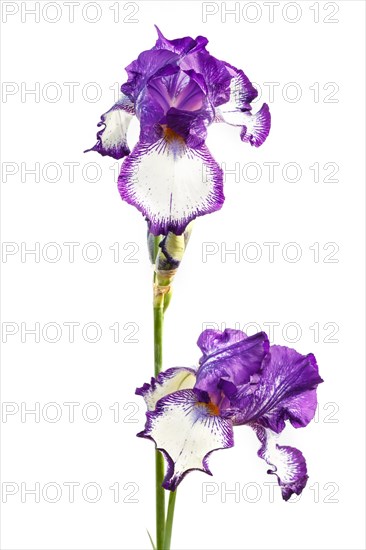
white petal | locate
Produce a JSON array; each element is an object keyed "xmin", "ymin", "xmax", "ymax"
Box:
[
  {"xmin": 85, "ymin": 94, "xmax": 134, "ymax": 160},
  {"xmin": 118, "ymin": 136, "xmax": 224, "ymax": 235},
  {"xmin": 140, "ymin": 389, "xmax": 234, "ymax": 490},
  {"xmin": 217, "ymin": 103, "xmax": 271, "ymax": 147},
  {"xmin": 254, "ymin": 425, "xmax": 308, "ymax": 500},
  {"xmin": 136, "ymin": 367, "xmax": 196, "ymax": 411}
]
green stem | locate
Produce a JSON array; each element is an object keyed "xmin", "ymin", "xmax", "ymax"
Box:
[
  {"xmin": 154, "ymin": 305, "xmax": 164, "ymax": 378},
  {"xmin": 155, "ymin": 451, "xmax": 165, "ymax": 549},
  {"xmin": 154, "ymin": 293, "xmax": 165, "ymax": 549},
  {"xmin": 163, "ymin": 490, "xmax": 177, "ymax": 550}
]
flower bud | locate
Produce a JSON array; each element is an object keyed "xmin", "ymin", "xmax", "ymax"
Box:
[{"xmin": 148, "ymin": 223, "xmax": 193, "ymax": 309}]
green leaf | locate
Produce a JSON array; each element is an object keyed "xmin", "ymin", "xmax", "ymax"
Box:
[{"xmin": 146, "ymin": 529, "xmax": 156, "ymax": 550}]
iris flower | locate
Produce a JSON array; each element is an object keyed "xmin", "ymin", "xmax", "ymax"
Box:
[
  {"xmin": 136, "ymin": 328, "xmax": 323, "ymax": 500},
  {"xmin": 86, "ymin": 27, "xmax": 271, "ymax": 235}
]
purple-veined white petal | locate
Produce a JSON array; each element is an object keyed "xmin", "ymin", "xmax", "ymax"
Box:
[
  {"xmin": 136, "ymin": 367, "xmax": 196, "ymax": 411},
  {"xmin": 118, "ymin": 135, "xmax": 224, "ymax": 236},
  {"xmin": 240, "ymin": 103, "xmax": 271, "ymax": 146},
  {"xmin": 224, "ymin": 63, "xmax": 258, "ymax": 108},
  {"xmin": 138, "ymin": 389, "xmax": 234, "ymax": 490},
  {"xmin": 253, "ymin": 425, "xmax": 308, "ymax": 501},
  {"xmin": 217, "ymin": 103, "xmax": 271, "ymax": 147},
  {"xmin": 85, "ymin": 94, "xmax": 135, "ymax": 160}
]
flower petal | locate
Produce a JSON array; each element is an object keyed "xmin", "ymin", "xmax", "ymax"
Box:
[
  {"xmin": 136, "ymin": 367, "xmax": 196, "ymax": 411},
  {"xmin": 84, "ymin": 94, "xmax": 134, "ymax": 160},
  {"xmin": 195, "ymin": 330, "xmax": 269, "ymax": 404},
  {"xmin": 240, "ymin": 103, "xmax": 271, "ymax": 146},
  {"xmin": 180, "ymin": 51, "xmax": 232, "ymax": 107},
  {"xmin": 224, "ymin": 63, "xmax": 258, "ymax": 108},
  {"xmin": 217, "ymin": 103, "xmax": 271, "ymax": 147},
  {"xmin": 165, "ymin": 107, "xmax": 210, "ymax": 148},
  {"xmin": 122, "ymin": 49, "xmax": 179, "ymax": 103},
  {"xmin": 154, "ymin": 25, "xmax": 202, "ymax": 55},
  {"xmin": 138, "ymin": 389, "xmax": 234, "ymax": 490},
  {"xmin": 118, "ymin": 137, "xmax": 224, "ymax": 235},
  {"xmin": 231, "ymin": 345, "xmax": 323, "ymax": 431},
  {"xmin": 253, "ymin": 425, "xmax": 308, "ymax": 501}
]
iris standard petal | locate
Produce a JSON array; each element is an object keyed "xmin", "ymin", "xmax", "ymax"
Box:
[
  {"xmin": 253, "ymin": 425, "xmax": 308, "ymax": 501},
  {"xmin": 144, "ymin": 68, "xmax": 201, "ymax": 113},
  {"xmin": 138, "ymin": 389, "xmax": 234, "ymax": 490},
  {"xmin": 121, "ymin": 49, "xmax": 180, "ymax": 103},
  {"xmin": 136, "ymin": 367, "xmax": 196, "ymax": 411},
  {"xmin": 231, "ymin": 345, "xmax": 323, "ymax": 432},
  {"xmin": 84, "ymin": 94, "xmax": 134, "ymax": 160},
  {"xmin": 118, "ymin": 136, "xmax": 224, "ymax": 236},
  {"xmin": 180, "ymin": 51, "xmax": 232, "ymax": 107},
  {"xmin": 154, "ymin": 25, "xmax": 199, "ymax": 55},
  {"xmin": 195, "ymin": 330, "xmax": 269, "ymax": 404}
]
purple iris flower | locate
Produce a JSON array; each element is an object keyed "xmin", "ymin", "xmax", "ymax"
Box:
[
  {"xmin": 136, "ymin": 328, "xmax": 323, "ymax": 500},
  {"xmin": 86, "ymin": 27, "xmax": 271, "ymax": 235}
]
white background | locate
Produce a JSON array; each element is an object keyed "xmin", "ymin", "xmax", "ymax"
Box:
[{"xmin": 1, "ymin": 1, "xmax": 365, "ymax": 549}]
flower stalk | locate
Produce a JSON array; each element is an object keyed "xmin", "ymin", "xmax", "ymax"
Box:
[
  {"xmin": 153, "ymin": 300, "xmax": 166, "ymax": 549},
  {"xmin": 151, "ymin": 229, "xmax": 192, "ymax": 549},
  {"xmin": 153, "ymin": 237, "xmax": 166, "ymax": 549},
  {"xmin": 163, "ymin": 491, "xmax": 177, "ymax": 550}
]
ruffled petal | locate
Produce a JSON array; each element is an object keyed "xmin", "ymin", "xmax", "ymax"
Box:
[
  {"xmin": 122, "ymin": 49, "xmax": 180, "ymax": 103},
  {"xmin": 217, "ymin": 103, "xmax": 271, "ymax": 147},
  {"xmin": 195, "ymin": 330, "xmax": 269, "ymax": 405},
  {"xmin": 84, "ymin": 94, "xmax": 134, "ymax": 160},
  {"xmin": 134, "ymin": 66, "xmax": 213, "ymax": 147},
  {"xmin": 180, "ymin": 51, "xmax": 232, "ymax": 108},
  {"xmin": 136, "ymin": 367, "xmax": 196, "ymax": 411},
  {"xmin": 138, "ymin": 389, "xmax": 234, "ymax": 490},
  {"xmin": 253, "ymin": 425, "xmax": 308, "ymax": 501},
  {"xmin": 154, "ymin": 25, "xmax": 203, "ymax": 55},
  {"xmin": 224, "ymin": 63, "xmax": 258, "ymax": 108},
  {"xmin": 240, "ymin": 103, "xmax": 271, "ymax": 146},
  {"xmin": 118, "ymin": 136, "xmax": 224, "ymax": 235},
  {"xmin": 197, "ymin": 328, "xmax": 251, "ymax": 362},
  {"xmin": 231, "ymin": 345, "xmax": 323, "ymax": 431}
]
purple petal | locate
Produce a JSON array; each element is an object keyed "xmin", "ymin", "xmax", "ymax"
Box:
[
  {"xmin": 136, "ymin": 69, "xmax": 213, "ymax": 146},
  {"xmin": 195, "ymin": 330, "xmax": 269, "ymax": 405},
  {"xmin": 180, "ymin": 51, "xmax": 232, "ymax": 107},
  {"xmin": 121, "ymin": 49, "xmax": 179, "ymax": 103},
  {"xmin": 138, "ymin": 389, "xmax": 234, "ymax": 490},
  {"xmin": 253, "ymin": 425, "xmax": 308, "ymax": 501},
  {"xmin": 197, "ymin": 328, "xmax": 249, "ymax": 360},
  {"xmin": 145, "ymin": 69, "xmax": 208, "ymax": 115},
  {"xmin": 231, "ymin": 345, "xmax": 323, "ymax": 431},
  {"xmin": 165, "ymin": 107, "xmax": 210, "ymax": 148},
  {"xmin": 118, "ymin": 137, "xmax": 224, "ymax": 236},
  {"xmin": 135, "ymin": 87, "xmax": 165, "ymax": 144},
  {"xmin": 136, "ymin": 367, "xmax": 196, "ymax": 411},
  {"xmin": 84, "ymin": 94, "xmax": 134, "ymax": 160},
  {"xmin": 154, "ymin": 25, "xmax": 201, "ymax": 55}
]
